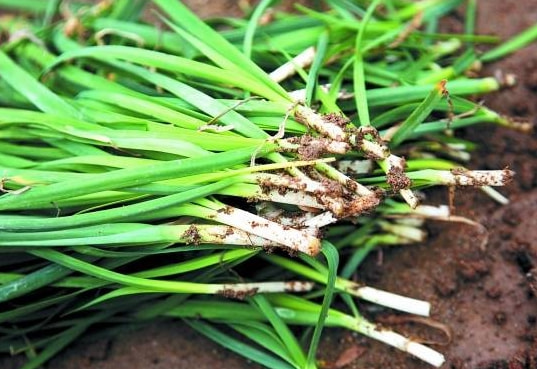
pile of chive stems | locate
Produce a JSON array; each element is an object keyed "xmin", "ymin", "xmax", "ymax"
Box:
[{"xmin": 0, "ymin": 0, "xmax": 535, "ymax": 368}]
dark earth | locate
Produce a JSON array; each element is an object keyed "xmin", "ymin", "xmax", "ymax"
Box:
[{"xmin": 1, "ymin": 0, "xmax": 536, "ymax": 368}]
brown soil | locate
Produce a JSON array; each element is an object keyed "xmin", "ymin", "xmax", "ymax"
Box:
[
  {"xmin": 1, "ymin": 1, "xmax": 536, "ymax": 369},
  {"xmin": 50, "ymin": 322, "xmax": 260, "ymax": 369}
]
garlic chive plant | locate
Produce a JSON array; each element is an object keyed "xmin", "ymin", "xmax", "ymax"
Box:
[{"xmin": 0, "ymin": 1, "xmax": 535, "ymax": 368}]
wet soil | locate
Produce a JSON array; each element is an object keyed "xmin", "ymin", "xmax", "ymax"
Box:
[{"xmin": 1, "ymin": 1, "xmax": 536, "ymax": 369}]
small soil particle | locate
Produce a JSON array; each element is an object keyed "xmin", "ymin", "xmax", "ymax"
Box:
[
  {"xmin": 493, "ymin": 312, "xmax": 507, "ymax": 326},
  {"xmin": 217, "ymin": 206, "xmax": 233, "ymax": 215}
]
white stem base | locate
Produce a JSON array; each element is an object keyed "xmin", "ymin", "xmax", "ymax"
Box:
[
  {"xmin": 213, "ymin": 207, "xmax": 321, "ymax": 255},
  {"xmin": 354, "ymin": 318, "xmax": 445, "ymax": 367},
  {"xmin": 269, "ymin": 46, "xmax": 316, "ymax": 83},
  {"xmin": 351, "ymin": 285, "xmax": 431, "ymax": 316}
]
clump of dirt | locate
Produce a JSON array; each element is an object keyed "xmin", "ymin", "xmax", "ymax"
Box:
[
  {"xmin": 286, "ymin": 135, "xmax": 342, "ymax": 160},
  {"xmin": 386, "ymin": 164, "xmax": 412, "ymax": 192},
  {"xmin": 217, "ymin": 287, "xmax": 259, "ymax": 300},
  {"xmin": 323, "ymin": 112, "xmax": 350, "ymax": 128},
  {"xmin": 182, "ymin": 225, "xmax": 202, "ymax": 245}
]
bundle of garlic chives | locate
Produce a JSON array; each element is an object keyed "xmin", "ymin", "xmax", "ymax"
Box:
[{"xmin": 1, "ymin": 0, "xmax": 535, "ymax": 368}]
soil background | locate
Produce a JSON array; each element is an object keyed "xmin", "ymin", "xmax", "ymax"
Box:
[{"xmin": 1, "ymin": 1, "xmax": 536, "ymax": 368}]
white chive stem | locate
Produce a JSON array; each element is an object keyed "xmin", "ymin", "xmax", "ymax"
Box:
[{"xmin": 269, "ymin": 46, "xmax": 316, "ymax": 83}]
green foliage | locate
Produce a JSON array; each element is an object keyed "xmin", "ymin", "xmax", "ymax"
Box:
[{"xmin": 0, "ymin": 0, "xmax": 533, "ymax": 368}]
